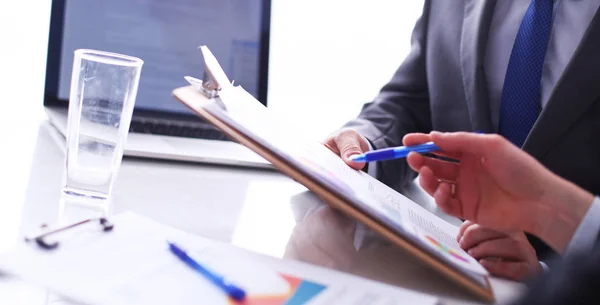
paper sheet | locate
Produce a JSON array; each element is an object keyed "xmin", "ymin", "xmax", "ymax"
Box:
[
  {"xmin": 0, "ymin": 212, "xmax": 437, "ymax": 305},
  {"xmin": 211, "ymin": 85, "xmax": 488, "ymax": 276}
]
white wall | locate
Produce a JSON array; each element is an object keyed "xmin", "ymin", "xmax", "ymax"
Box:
[
  {"xmin": 0, "ymin": 1, "xmax": 49, "ymax": 122},
  {"xmin": 268, "ymin": 0, "xmax": 425, "ymax": 139},
  {"xmin": 0, "ymin": 0, "xmax": 52, "ymax": 251}
]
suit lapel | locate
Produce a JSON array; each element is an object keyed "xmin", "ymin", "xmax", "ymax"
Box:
[
  {"xmin": 460, "ymin": 0, "xmax": 497, "ymax": 132},
  {"xmin": 523, "ymin": 9, "xmax": 600, "ymax": 159}
]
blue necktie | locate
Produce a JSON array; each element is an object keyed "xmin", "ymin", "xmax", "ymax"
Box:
[{"xmin": 499, "ymin": 0, "xmax": 553, "ymax": 147}]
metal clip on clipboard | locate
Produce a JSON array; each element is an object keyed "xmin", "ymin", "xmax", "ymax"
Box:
[
  {"xmin": 184, "ymin": 72, "xmax": 221, "ymax": 99},
  {"xmin": 184, "ymin": 45, "xmax": 231, "ymax": 110},
  {"xmin": 24, "ymin": 217, "xmax": 114, "ymax": 250}
]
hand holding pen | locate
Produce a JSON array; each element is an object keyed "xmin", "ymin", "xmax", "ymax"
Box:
[
  {"xmin": 324, "ymin": 130, "xmax": 483, "ymax": 165},
  {"xmin": 350, "ymin": 141, "xmax": 440, "ymax": 163},
  {"xmin": 323, "ymin": 129, "xmax": 441, "ymax": 166},
  {"xmin": 323, "ymin": 129, "xmax": 372, "ymax": 170}
]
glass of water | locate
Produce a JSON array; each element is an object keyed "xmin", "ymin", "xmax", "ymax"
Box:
[{"xmin": 63, "ymin": 49, "xmax": 143, "ymax": 202}]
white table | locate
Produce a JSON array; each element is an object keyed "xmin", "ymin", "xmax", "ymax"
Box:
[{"xmin": 0, "ymin": 118, "xmax": 525, "ymax": 305}]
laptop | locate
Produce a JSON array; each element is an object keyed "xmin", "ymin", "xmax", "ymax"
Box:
[{"xmin": 43, "ymin": 0, "xmax": 273, "ymax": 169}]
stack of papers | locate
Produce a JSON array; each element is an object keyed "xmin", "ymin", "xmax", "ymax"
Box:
[{"xmin": 0, "ymin": 212, "xmax": 437, "ymax": 305}]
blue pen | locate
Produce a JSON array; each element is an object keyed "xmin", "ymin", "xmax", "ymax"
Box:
[
  {"xmin": 167, "ymin": 241, "xmax": 246, "ymax": 301},
  {"xmin": 350, "ymin": 141, "xmax": 440, "ymax": 163}
]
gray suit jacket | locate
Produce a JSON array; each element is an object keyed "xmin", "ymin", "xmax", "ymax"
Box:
[{"xmin": 344, "ymin": 1, "xmax": 600, "ymax": 257}]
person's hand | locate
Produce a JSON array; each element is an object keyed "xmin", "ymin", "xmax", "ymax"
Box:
[
  {"xmin": 404, "ymin": 131, "xmax": 594, "ymax": 252},
  {"xmin": 323, "ymin": 128, "xmax": 370, "ymax": 170},
  {"xmin": 458, "ymin": 221, "xmax": 541, "ymax": 281},
  {"xmin": 404, "ymin": 132, "xmax": 555, "ymax": 232}
]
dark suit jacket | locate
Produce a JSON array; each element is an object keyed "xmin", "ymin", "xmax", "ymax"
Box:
[
  {"xmin": 343, "ymin": 0, "xmax": 600, "ymax": 259},
  {"xmin": 513, "ymin": 245, "xmax": 600, "ymax": 305}
]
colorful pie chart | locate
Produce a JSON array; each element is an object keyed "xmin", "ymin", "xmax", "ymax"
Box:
[{"xmin": 425, "ymin": 235, "xmax": 469, "ymax": 263}]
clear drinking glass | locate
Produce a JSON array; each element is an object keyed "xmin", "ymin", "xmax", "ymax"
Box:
[{"xmin": 63, "ymin": 49, "xmax": 143, "ymax": 202}]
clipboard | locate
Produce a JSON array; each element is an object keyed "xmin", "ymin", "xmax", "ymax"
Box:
[{"xmin": 171, "ymin": 46, "xmax": 495, "ymax": 303}]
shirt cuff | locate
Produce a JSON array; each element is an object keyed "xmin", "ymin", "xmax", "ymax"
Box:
[
  {"xmin": 363, "ymin": 136, "xmax": 378, "ymax": 178},
  {"xmin": 539, "ymin": 261, "xmax": 549, "ymax": 273},
  {"xmin": 564, "ymin": 196, "xmax": 600, "ymax": 257}
]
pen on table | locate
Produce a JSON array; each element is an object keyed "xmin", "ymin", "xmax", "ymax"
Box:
[
  {"xmin": 349, "ymin": 141, "xmax": 440, "ymax": 163},
  {"xmin": 167, "ymin": 241, "xmax": 246, "ymax": 301}
]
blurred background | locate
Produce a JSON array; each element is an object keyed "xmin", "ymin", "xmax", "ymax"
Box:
[
  {"xmin": 0, "ymin": 0, "xmax": 424, "ymax": 138},
  {"xmin": 0, "ymin": 0, "xmax": 424, "ymax": 240}
]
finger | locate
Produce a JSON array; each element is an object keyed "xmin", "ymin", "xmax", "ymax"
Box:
[
  {"xmin": 433, "ymin": 182, "xmax": 463, "ymax": 219},
  {"xmin": 460, "ymin": 224, "xmax": 507, "ymax": 249},
  {"xmin": 479, "ymin": 259, "xmax": 531, "ymax": 281},
  {"xmin": 457, "ymin": 220, "xmax": 475, "ymax": 243},
  {"xmin": 418, "ymin": 165, "xmax": 463, "ymax": 219},
  {"xmin": 335, "ymin": 133, "xmax": 368, "ymax": 169},
  {"xmin": 402, "ymin": 133, "xmax": 432, "ymax": 146},
  {"xmin": 408, "ymin": 152, "xmax": 459, "ymax": 181},
  {"xmin": 418, "ymin": 166, "xmax": 440, "ymax": 196},
  {"xmin": 430, "ymin": 131, "xmax": 506, "ymax": 158},
  {"xmin": 323, "ymin": 137, "xmax": 341, "ymax": 155},
  {"xmin": 404, "ymin": 133, "xmax": 461, "ymax": 159},
  {"xmin": 427, "ymin": 151, "xmax": 463, "ymax": 160},
  {"xmin": 336, "ymin": 132, "xmax": 366, "ymax": 159},
  {"xmin": 324, "ymin": 138, "xmax": 366, "ymax": 170},
  {"xmin": 344, "ymin": 156, "xmax": 367, "ymax": 170},
  {"xmin": 467, "ymin": 237, "xmax": 523, "ymax": 261},
  {"xmin": 406, "ymin": 151, "xmax": 426, "ymax": 172},
  {"xmin": 421, "ymin": 157, "xmax": 460, "ymax": 181}
]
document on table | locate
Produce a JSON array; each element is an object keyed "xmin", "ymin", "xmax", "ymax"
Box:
[{"xmin": 0, "ymin": 212, "xmax": 437, "ymax": 305}]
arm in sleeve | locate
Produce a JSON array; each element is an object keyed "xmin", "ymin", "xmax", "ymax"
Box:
[
  {"xmin": 342, "ymin": 1, "xmax": 433, "ymax": 192},
  {"xmin": 512, "ymin": 243, "xmax": 600, "ymax": 305},
  {"xmin": 564, "ymin": 196, "xmax": 600, "ymax": 257}
]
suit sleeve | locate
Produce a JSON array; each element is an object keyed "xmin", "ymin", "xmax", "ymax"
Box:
[
  {"xmin": 564, "ymin": 196, "xmax": 600, "ymax": 257},
  {"xmin": 342, "ymin": 1, "xmax": 433, "ymax": 191},
  {"xmin": 512, "ymin": 243, "xmax": 600, "ymax": 305}
]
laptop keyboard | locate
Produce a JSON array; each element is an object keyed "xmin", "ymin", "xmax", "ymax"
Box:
[{"xmin": 129, "ymin": 120, "xmax": 231, "ymax": 141}]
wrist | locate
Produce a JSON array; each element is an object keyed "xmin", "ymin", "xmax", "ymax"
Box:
[{"xmin": 529, "ymin": 177, "xmax": 594, "ymax": 253}]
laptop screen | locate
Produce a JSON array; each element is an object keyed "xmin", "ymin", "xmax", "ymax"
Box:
[{"xmin": 45, "ymin": 0, "xmax": 270, "ymax": 116}]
